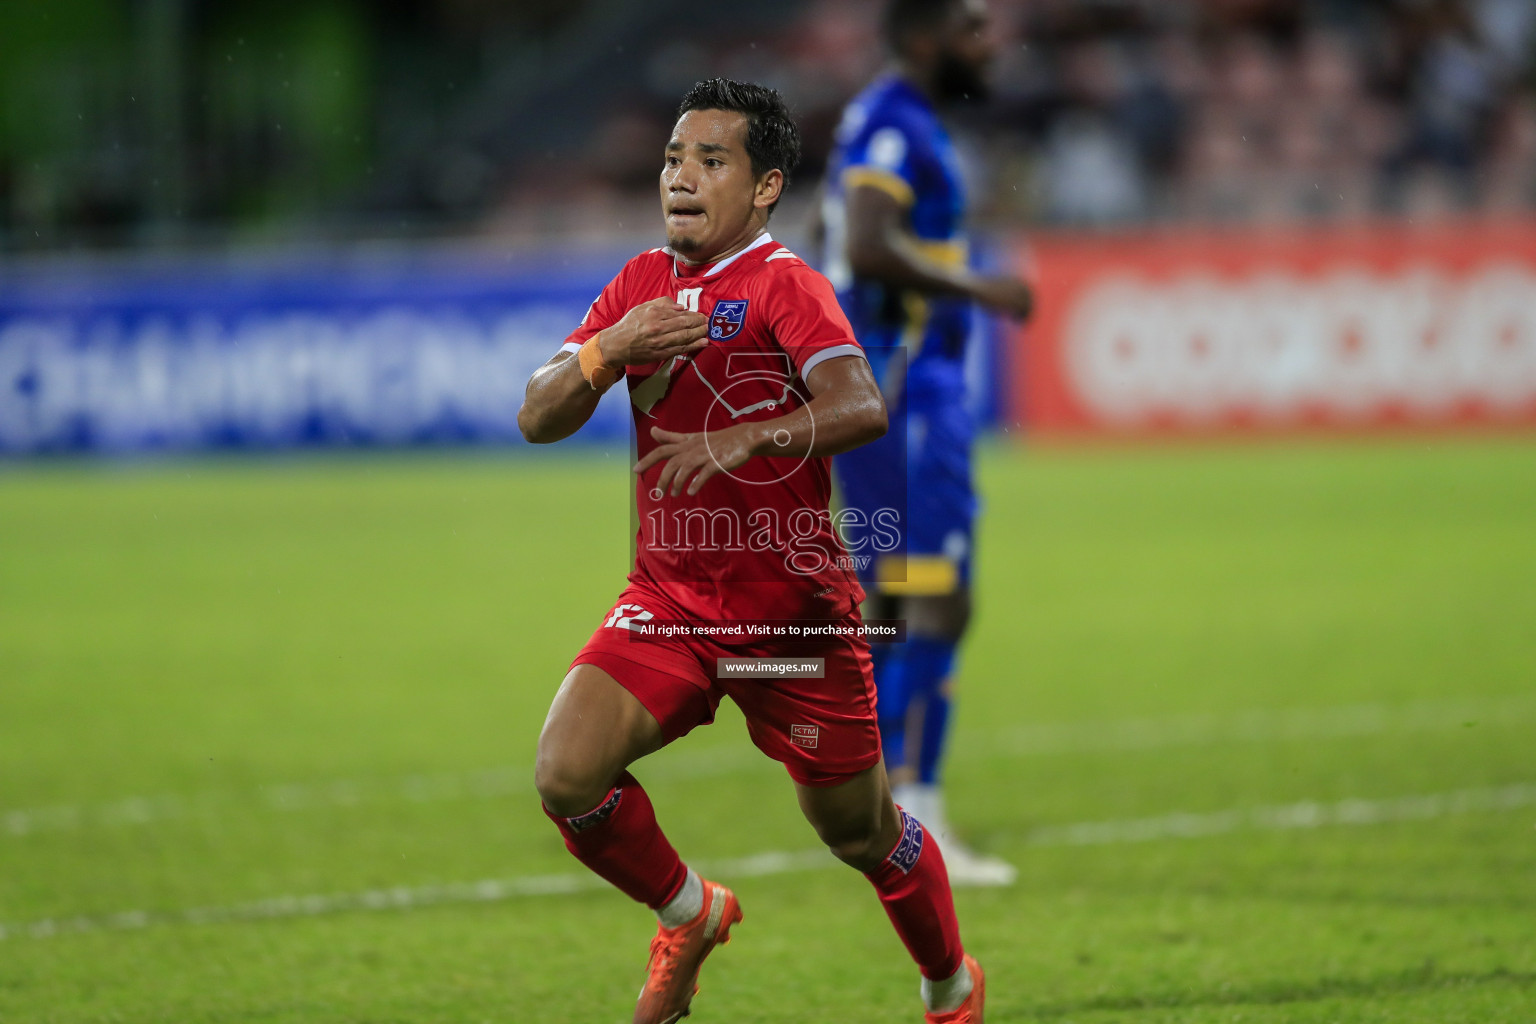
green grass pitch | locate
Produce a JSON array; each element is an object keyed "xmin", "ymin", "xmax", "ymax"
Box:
[{"xmin": 1, "ymin": 438, "xmax": 1533, "ymax": 1023}]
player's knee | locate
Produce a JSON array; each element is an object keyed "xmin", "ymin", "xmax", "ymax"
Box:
[
  {"xmin": 814, "ymin": 815, "xmax": 887, "ymax": 871},
  {"xmin": 533, "ymin": 747, "xmax": 613, "ymax": 818},
  {"xmin": 825, "ymin": 832, "xmax": 888, "ymax": 872}
]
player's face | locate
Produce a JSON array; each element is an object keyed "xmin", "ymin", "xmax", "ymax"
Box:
[
  {"xmin": 661, "ymin": 109, "xmax": 770, "ymax": 261},
  {"xmin": 936, "ymin": 0, "xmax": 997, "ymax": 101}
]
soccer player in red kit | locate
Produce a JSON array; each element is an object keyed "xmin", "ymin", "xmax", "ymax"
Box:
[{"xmin": 517, "ymin": 79, "xmax": 986, "ymax": 1023}]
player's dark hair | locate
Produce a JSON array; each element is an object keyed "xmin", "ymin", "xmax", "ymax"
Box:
[
  {"xmin": 676, "ymin": 78, "xmax": 801, "ymax": 214},
  {"xmin": 884, "ymin": 0, "xmax": 963, "ymax": 52}
]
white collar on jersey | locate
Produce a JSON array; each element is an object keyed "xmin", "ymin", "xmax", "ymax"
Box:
[{"xmin": 666, "ymin": 231, "xmax": 776, "ymax": 279}]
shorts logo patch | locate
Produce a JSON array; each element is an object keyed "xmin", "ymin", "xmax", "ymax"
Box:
[
  {"xmin": 709, "ymin": 300, "xmax": 748, "ymax": 341},
  {"xmin": 888, "ymin": 808, "xmax": 925, "ymax": 873},
  {"xmin": 790, "ymin": 724, "xmax": 820, "ymax": 749}
]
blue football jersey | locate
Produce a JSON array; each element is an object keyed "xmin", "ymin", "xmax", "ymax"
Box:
[
  {"xmin": 821, "ymin": 74, "xmax": 973, "ymax": 386},
  {"xmin": 825, "ymin": 75, "xmax": 979, "ymax": 593}
]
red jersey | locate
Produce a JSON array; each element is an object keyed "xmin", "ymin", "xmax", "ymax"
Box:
[{"xmin": 560, "ymin": 232, "xmax": 868, "ymax": 628}]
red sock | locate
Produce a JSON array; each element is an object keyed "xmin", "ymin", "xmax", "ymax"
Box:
[
  {"xmin": 543, "ymin": 771, "xmax": 688, "ymax": 909},
  {"xmin": 864, "ymin": 807, "xmax": 965, "ymax": 980}
]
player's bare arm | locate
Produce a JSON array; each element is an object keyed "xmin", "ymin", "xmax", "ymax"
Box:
[
  {"xmin": 846, "ymin": 183, "xmax": 1032, "ymax": 318},
  {"xmin": 516, "ymin": 297, "xmax": 708, "ymax": 444},
  {"xmin": 634, "ymin": 353, "xmax": 887, "ymax": 497}
]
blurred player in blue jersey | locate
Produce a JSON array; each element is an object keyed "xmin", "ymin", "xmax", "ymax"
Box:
[{"xmin": 821, "ymin": 0, "xmax": 1032, "ymax": 886}]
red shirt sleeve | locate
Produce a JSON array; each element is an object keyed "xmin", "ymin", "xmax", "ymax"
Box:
[
  {"xmin": 560, "ymin": 257, "xmax": 641, "ymax": 354},
  {"xmin": 764, "ymin": 263, "xmax": 866, "ymax": 379}
]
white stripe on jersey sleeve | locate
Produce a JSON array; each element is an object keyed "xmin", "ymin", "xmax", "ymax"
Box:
[
  {"xmin": 559, "ymin": 341, "xmax": 583, "ymax": 355},
  {"xmin": 800, "ymin": 343, "xmax": 866, "ymax": 380}
]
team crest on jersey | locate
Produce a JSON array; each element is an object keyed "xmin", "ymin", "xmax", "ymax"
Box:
[{"xmin": 709, "ymin": 300, "xmax": 749, "ymax": 340}]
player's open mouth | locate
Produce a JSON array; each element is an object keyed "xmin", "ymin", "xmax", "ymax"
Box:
[{"xmin": 667, "ymin": 206, "xmax": 705, "ymax": 222}]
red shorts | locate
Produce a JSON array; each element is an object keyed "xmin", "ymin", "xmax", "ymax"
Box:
[{"xmin": 570, "ymin": 580, "xmax": 881, "ymax": 787}]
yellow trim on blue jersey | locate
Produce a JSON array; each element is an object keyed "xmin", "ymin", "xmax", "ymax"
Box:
[
  {"xmin": 912, "ymin": 237, "xmax": 969, "ymax": 267},
  {"xmin": 842, "ymin": 165, "xmax": 916, "ymax": 208},
  {"xmin": 875, "ymin": 554, "xmax": 960, "ymax": 596},
  {"xmin": 897, "ymin": 239, "xmax": 969, "ymax": 368}
]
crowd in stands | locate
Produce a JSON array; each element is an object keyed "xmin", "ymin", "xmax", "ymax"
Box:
[
  {"xmin": 4, "ymin": 0, "xmax": 1533, "ymax": 250},
  {"xmin": 489, "ymin": 0, "xmax": 1536, "ymax": 237}
]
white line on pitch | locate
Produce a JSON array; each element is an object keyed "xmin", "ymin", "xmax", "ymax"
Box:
[
  {"xmin": 2, "ymin": 781, "xmax": 1531, "ymax": 944},
  {"xmin": 1020, "ymin": 781, "xmax": 1536, "ymax": 847},
  {"xmin": 4, "ymin": 694, "xmax": 1532, "ymax": 839},
  {"xmin": 0, "ymin": 849, "xmax": 834, "ymax": 943},
  {"xmin": 982, "ymin": 694, "xmax": 1536, "ymax": 758}
]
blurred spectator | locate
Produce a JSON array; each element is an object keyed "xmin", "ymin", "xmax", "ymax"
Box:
[
  {"xmin": 1482, "ymin": 94, "xmax": 1536, "ymax": 212},
  {"xmin": 1381, "ymin": 0, "xmax": 1503, "ymax": 210},
  {"xmin": 1037, "ymin": 41, "xmax": 1154, "ymax": 224}
]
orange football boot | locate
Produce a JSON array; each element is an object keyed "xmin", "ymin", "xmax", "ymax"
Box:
[
  {"xmin": 924, "ymin": 954, "xmax": 985, "ymax": 1023},
  {"xmin": 632, "ymin": 879, "xmax": 743, "ymax": 1024}
]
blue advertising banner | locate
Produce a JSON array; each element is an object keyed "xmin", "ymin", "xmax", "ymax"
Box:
[
  {"xmin": 0, "ymin": 249, "xmax": 634, "ymax": 454},
  {"xmin": 0, "ymin": 246, "xmax": 1004, "ymax": 455}
]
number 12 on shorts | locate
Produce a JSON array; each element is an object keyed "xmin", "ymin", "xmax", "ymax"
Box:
[{"xmin": 603, "ymin": 603, "xmax": 654, "ymax": 632}]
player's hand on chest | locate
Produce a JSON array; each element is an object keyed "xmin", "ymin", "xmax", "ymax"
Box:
[
  {"xmin": 669, "ymin": 284, "xmax": 752, "ymax": 344},
  {"xmin": 602, "ymin": 296, "xmax": 709, "ymax": 368}
]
